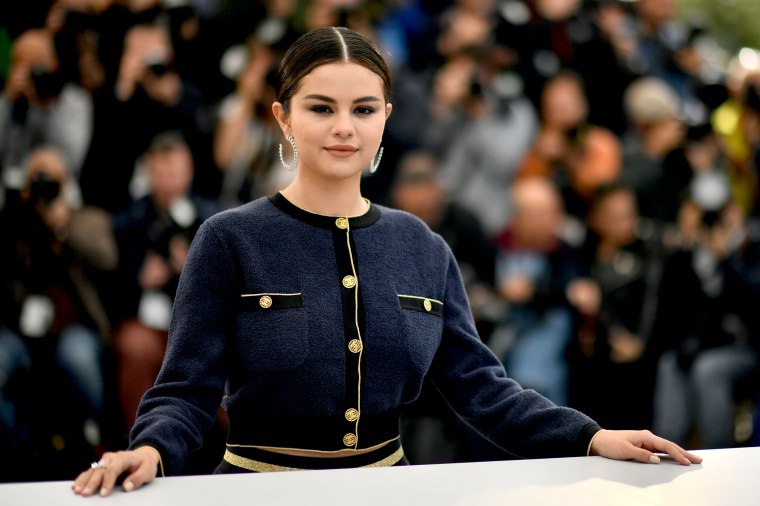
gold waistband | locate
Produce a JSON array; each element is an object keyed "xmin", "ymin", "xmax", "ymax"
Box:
[{"xmin": 223, "ymin": 446, "xmax": 405, "ymax": 473}]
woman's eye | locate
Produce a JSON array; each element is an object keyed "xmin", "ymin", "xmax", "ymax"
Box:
[
  {"xmin": 354, "ymin": 106, "xmax": 375, "ymax": 115},
  {"xmin": 311, "ymin": 105, "xmax": 333, "ymax": 114}
]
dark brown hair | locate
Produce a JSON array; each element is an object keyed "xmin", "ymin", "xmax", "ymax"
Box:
[{"xmin": 276, "ymin": 27, "xmax": 391, "ymax": 108}]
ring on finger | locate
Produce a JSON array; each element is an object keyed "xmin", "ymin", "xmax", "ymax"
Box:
[{"xmin": 90, "ymin": 459, "xmax": 108, "ymax": 470}]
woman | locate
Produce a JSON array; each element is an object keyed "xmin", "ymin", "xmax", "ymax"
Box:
[{"xmin": 74, "ymin": 27, "xmax": 700, "ymax": 498}]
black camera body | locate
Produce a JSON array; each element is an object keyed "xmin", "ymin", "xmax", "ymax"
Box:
[
  {"xmin": 28, "ymin": 171, "xmax": 62, "ymax": 206},
  {"xmin": 29, "ymin": 65, "xmax": 65, "ymax": 100},
  {"xmin": 147, "ymin": 199, "xmax": 201, "ymax": 260}
]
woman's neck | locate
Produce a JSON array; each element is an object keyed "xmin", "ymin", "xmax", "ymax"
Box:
[{"xmin": 281, "ymin": 172, "xmax": 367, "ymax": 217}]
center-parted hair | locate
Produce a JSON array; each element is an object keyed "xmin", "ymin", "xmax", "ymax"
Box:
[{"xmin": 276, "ymin": 27, "xmax": 391, "ymax": 108}]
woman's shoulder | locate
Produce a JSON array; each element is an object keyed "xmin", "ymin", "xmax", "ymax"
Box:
[
  {"xmin": 375, "ymin": 205, "xmax": 450, "ymax": 252},
  {"xmin": 203, "ymin": 196, "xmax": 278, "ymax": 232},
  {"xmin": 376, "ymin": 204, "xmax": 430, "ymax": 232}
]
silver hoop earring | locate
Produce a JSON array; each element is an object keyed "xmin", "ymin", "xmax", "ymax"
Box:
[
  {"xmin": 279, "ymin": 134, "xmax": 299, "ymax": 171},
  {"xmin": 369, "ymin": 146, "xmax": 384, "ymax": 174}
]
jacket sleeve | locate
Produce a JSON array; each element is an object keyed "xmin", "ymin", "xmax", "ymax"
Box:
[
  {"xmin": 427, "ymin": 244, "xmax": 601, "ymax": 458},
  {"xmin": 128, "ymin": 219, "xmax": 237, "ymax": 474}
]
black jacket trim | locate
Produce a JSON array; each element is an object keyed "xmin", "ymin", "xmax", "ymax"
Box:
[
  {"xmin": 239, "ymin": 293, "xmax": 303, "ymax": 311},
  {"xmin": 269, "ymin": 192, "xmax": 380, "ymax": 230},
  {"xmin": 226, "ymin": 409, "xmax": 401, "ymax": 451}
]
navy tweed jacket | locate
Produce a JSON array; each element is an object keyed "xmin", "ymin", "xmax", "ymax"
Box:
[{"xmin": 129, "ymin": 193, "xmax": 600, "ymax": 474}]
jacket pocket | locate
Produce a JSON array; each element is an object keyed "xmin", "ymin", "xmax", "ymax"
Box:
[
  {"xmin": 397, "ymin": 294, "xmax": 443, "ymax": 372},
  {"xmin": 235, "ymin": 293, "xmax": 307, "ymax": 371}
]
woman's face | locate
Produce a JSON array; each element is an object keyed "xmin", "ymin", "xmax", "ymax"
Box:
[{"xmin": 273, "ymin": 62, "xmax": 392, "ymax": 183}]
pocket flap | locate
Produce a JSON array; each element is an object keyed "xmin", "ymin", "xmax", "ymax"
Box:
[
  {"xmin": 240, "ymin": 293, "xmax": 303, "ymax": 311},
  {"xmin": 398, "ymin": 294, "xmax": 443, "ymax": 317}
]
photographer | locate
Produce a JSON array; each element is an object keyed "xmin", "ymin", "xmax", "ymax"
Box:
[
  {"xmin": 80, "ymin": 23, "xmax": 217, "ymax": 213},
  {"xmin": 518, "ymin": 70, "xmax": 621, "ymax": 219},
  {"xmin": 0, "ymin": 29, "xmax": 92, "ymax": 200},
  {"xmin": 112, "ymin": 131, "xmax": 218, "ymax": 429},
  {"xmin": 0, "ymin": 147, "xmax": 114, "ymax": 454},
  {"xmin": 651, "ymin": 173, "xmax": 760, "ymax": 448}
]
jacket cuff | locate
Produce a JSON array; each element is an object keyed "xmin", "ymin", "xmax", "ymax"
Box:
[
  {"xmin": 129, "ymin": 439, "xmax": 169, "ymax": 477},
  {"xmin": 576, "ymin": 421, "xmax": 604, "ymax": 456}
]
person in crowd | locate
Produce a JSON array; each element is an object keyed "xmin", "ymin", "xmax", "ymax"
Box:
[
  {"xmin": 619, "ymin": 77, "xmax": 685, "ymax": 221},
  {"xmin": 79, "ymin": 23, "xmax": 217, "ymax": 213},
  {"xmin": 44, "ymin": 0, "xmax": 110, "ymax": 94},
  {"xmin": 711, "ymin": 61, "xmax": 760, "ymax": 217},
  {"xmin": 214, "ymin": 37, "xmax": 288, "ymax": 207},
  {"xmin": 74, "ymin": 27, "xmax": 699, "ymax": 498},
  {"xmin": 111, "ymin": 131, "xmax": 219, "ymax": 429},
  {"xmin": 0, "ymin": 146, "xmax": 115, "ymax": 450},
  {"xmin": 518, "ymin": 70, "xmax": 621, "ymax": 219},
  {"xmin": 658, "ymin": 122, "xmax": 734, "ymax": 226},
  {"xmin": 496, "ymin": 0, "xmax": 629, "ymax": 134},
  {"xmin": 651, "ymin": 173, "xmax": 760, "ymax": 449},
  {"xmin": 570, "ymin": 183, "xmax": 663, "ymax": 429},
  {"xmin": 493, "ymin": 176, "xmax": 599, "ymax": 406},
  {"xmin": 435, "ymin": 0, "xmax": 496, "ymax": 63},
  {"xmin": 0, "ymin": 28, "xmax": 92, "ymax": 201},
  {"xmin": 435, "ymin": 50, "xmax": 539, "ymax": 237},
  {"xmin": 597, "ymin": 0, "xmax": 720, "ymax": 125}
]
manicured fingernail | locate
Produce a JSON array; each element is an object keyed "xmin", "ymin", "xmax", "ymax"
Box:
[
  {"xmin": 124, "ymin": 481, "xmax": 135, "ymax": 492},
  {"xmin": 72, "ymin": 485, "xmax": 80, "ymax": 492},
  {"xmin": 100, "ymin": 488, "xmax": 107, "ymax": 496},
  {"xmin": 649, "ymin": 455, "xmax": 661, "ymax": 464},
  {"xmin": 83, "ymin": 488, "xmax": 91, "ymax": 495}
]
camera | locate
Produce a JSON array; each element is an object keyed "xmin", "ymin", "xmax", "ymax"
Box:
[
  {"xmin": 145, "ymin": 56, "xmax": 170, "ymax": 77},
  {"xmin": 28, "ymin": 171, "xmax": 62, "ymax": 206},
  {"xmin": 30, "ymin": 65, "xmax": 65, "ymax": 100},
  {"xmin": 147, "ymin": 197, "xmax": 200, "ymax": 259}
]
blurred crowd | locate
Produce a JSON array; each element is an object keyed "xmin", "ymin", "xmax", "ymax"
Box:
[{"xmin": 1, "ymin": 0, "xmax": 760, "ymax": 481}]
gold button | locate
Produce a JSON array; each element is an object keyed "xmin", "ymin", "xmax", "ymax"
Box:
[
  {"xmin": 423, "ymin": 299, "xmax": 432, "ymax": 312},
  {"xmin": 259, "ymin": 295, "xmax": 273, "ymax": 309},
  {"xmin": 348, "ymin": 339, "xmax": 363, "ymax": 353},
  {"xmin": 342, "ymin": 275, "xmax": 357, "ymax": 289},
  {"xmin": 335, "ymin": 217, "xmax": 349, "ymax": 230},
  {"xmin": 343, "ymin": 433, "xmax": 357, "ymax": 447},
  {"xmin": 345, "ymin": 408, "xmax": 359, "ymax": 422}
]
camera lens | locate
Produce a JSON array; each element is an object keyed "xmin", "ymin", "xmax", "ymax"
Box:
[{"xmin": 144, "ymin": 56, "xmax": 169, "ymax": 77}]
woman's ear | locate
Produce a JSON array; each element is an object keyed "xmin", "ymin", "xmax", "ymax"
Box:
[
  {"xmin": 385, "ymin": 102, "xmax": 393, "ymax": 120},
  {"xmin": 272, "ymin": 102, "xmax": 291, "ymax": 136}
]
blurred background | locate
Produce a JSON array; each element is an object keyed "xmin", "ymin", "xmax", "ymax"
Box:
[{"xmin": 1, "ymin": 0, "xmax": 759, "ymax": 482}]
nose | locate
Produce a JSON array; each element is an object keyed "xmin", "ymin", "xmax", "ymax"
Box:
[{"xmin": 331, "ymin": 110, "xmax": 354, "ymax": 138}]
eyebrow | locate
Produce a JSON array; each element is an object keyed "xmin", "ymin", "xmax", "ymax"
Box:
[{"xmin": 302, "ymin": 94, "xmax": 383, "ymax": 104}]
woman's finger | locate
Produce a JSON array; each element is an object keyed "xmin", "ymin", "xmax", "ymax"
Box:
[
  {"xmin": 626, "ymin": 443, "xmax": 660, "ymax": 464},
  {"xmin": 72, "ymin": 453, "xmax": 128, "ymax": 496},
  {"xmin": 97, "ymin": 456, "xmax": 126, "ymax": 497},
  {"xmin": 122, "ymin": 455, "xmax": 158, "ymax": 492},
  {"xmin": 681, "ymin": 449, "xmax": 703, "ymax": 464},
  {"xmin": 659, "ymin": 443, "xmax": 702, "ymax": 465},
  {"xmin": 79, "ymin": 468, "xmax": 107, "ymax": 496},
  {"xmin": 640, "ymin": 432, "xmax": 702, "ymax": 466},
  {"xmin": 71, "ymin": 468, "xmax": 94, "ymax": 494}
]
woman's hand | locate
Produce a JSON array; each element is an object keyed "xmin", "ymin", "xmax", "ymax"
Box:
[
  {"xmin": 590, "ymin": 429, "xmax": 703, "ymax": 466},
  {"xmin": 72, "ymin": 447, "xmax": 160, "ymax": 497}
]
